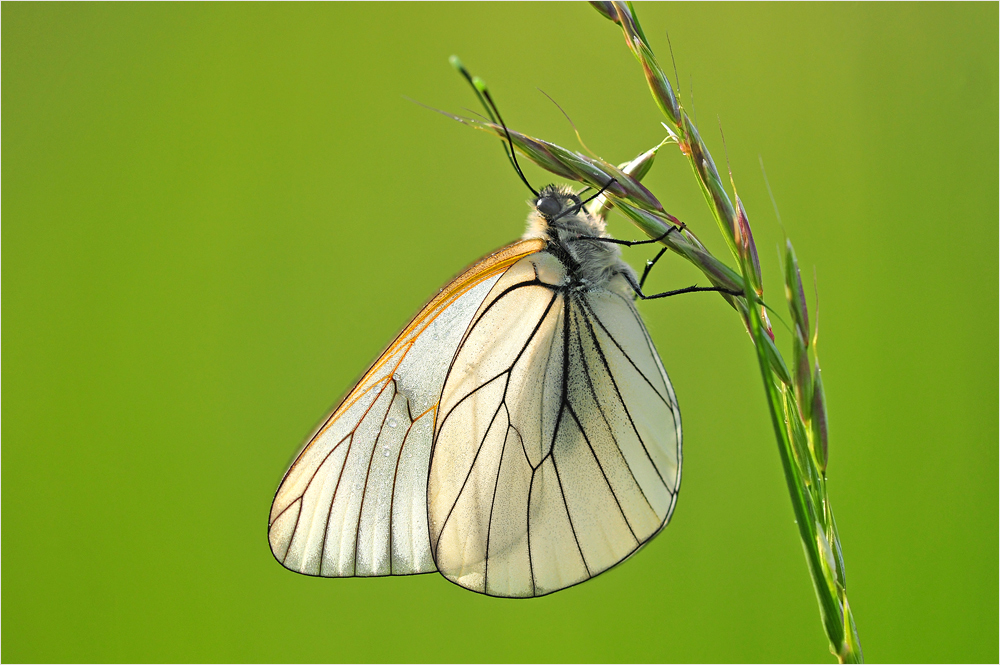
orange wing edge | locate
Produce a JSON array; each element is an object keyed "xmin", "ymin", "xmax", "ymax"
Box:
[{"xmin": 281, "ymin": 237, "xmax": 545, "ymax": 473}]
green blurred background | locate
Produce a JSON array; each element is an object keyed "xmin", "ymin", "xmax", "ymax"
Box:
[{"xmin": 3, "ymin": 3, "xmax": 997, "ymax": 662}]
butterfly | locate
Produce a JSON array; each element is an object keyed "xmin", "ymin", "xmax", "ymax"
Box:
[{"xmin": 268, "ymin": 180, "xmax": 689, "ymax": 597}]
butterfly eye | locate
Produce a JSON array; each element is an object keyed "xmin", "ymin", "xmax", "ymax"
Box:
[{"xmin": 536, "ymin": 196, "xmax": 561, "ymax": 218}]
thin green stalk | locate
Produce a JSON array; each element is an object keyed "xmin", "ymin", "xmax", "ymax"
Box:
[
  {"xmin": 445, "ymin": 4, "xmax": 860, "ymax": 659},
  {"xmin": 740, "ymin": 252, "xmax": 845, "ymax": 654},
  {"xmin": 589, "ymin": 2, "xmax": 862, "ymax": 660}
]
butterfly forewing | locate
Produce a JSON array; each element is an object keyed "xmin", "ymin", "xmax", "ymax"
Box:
[
  {"xmin": 429, "ymin": 255, "xmax": 682, "ymax": 597},
  {"xmin": 268, "ymin": 239, "xmax": 544, "ymax": 578}
]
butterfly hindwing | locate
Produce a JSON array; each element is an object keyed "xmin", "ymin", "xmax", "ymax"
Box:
[{"xmin": 429, "ymin": 253, "xmax": 682, "ymax": 597}]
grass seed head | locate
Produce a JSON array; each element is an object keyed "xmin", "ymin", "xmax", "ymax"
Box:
[
  {"xmin": 591, "ymin": 145, "xmax": 662, "ymax": 220},
  {"xmin": 762, "ymin": 331, "xmax": 792, "ymax": 385},
  {"xmin": 812, "ymin": 365, "xmax": 829, "ymax": 472},
  {"xmin": 784, "ymin": 239, "xmax": 810, "ymax": 342},
  {"xmin": 588, "ymin": 1, "xmax": 618, "ymax": 23},
  {"xmin": 793, "ymin": 327, "xmax": 813, "ymax": 420},
  {"xmin": 735, "ymin": 196, "xmax": 763, "ymax": 296},
  {"xmin": 636, "ymin": 39, "xmax": 680, "ymax": 124},
  {"xmin": 816, "ymin": 525, "xmax": 839, "ymax": 586},
  {"xmin": 619, "ymin": 144, "xmax": 659, "ymax": 183}
]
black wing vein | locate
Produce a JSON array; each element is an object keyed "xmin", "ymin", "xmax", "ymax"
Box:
[
  {"xmin": 353, "ymin": 382, "xmax": 399, "ymax": 572},
  {"xmin": 435, "ymin": 290, "xmax": 559, "ymax": 436},
  {"xmin": 434, "ymin": 385, "xmax": 508, "ymax": 554},
  {"xmin": 570, "ymin": 304, "xmax": 658, "ymax": 518},
  {"xmin": 580, "ymin": 297, "xmax": 671, "ymax": 407},
  {"xmin": 576, "ymin": 299, "xmax": 672, "ymax": 493}
]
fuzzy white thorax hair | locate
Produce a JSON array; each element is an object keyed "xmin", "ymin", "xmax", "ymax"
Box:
[{"xmin": 522, "ymin": 184, "xmax": 637, "ymax": 290}]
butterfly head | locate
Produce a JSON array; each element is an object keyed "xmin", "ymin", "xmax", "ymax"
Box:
[
  {"xmin": 525, "ymin": 184, "xmax": 606, "ymax": 240},
  {"xmin": 533, "ymin": 184, "xmax": 583, "ymax": 222}
]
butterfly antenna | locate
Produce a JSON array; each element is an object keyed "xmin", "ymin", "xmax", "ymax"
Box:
[
  {"xmin": 450, "ymin": 58, "xmax": 514, "ymax": 167},
  {"xmin": 480, "ymin": 86, "xmax": 538, "ymax": 197},
  {"xmin": 552, "ymin": 177, "xmax": 617, "ymax": 222},
  {"xmin": 450, "ymin": 56, "xmax": 538, "ymax": 197}
]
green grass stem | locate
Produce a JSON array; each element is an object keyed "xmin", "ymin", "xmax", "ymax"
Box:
[
  {"xmin": 447, "ymin": 3, "xmax": 862, "ymax": 659},
  {"xmin": 591, "ymin": 3, "xmax": 863, "ymax": 660}
]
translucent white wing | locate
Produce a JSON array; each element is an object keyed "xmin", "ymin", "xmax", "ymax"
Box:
[
  {"xmin": 269, "ymin": 239, "xmax": 544, "ymax": 577},
  {"xmin": 428, "ymin": 252, "xmax": 681, "ymax": 596}
]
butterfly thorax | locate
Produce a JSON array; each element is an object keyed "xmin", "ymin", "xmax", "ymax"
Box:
[{"xmin": 521, "ymin": 184, "xmax": 636, "ymax": 291}]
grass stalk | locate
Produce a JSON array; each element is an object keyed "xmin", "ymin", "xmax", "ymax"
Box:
[
  {"xmin": 445, "ymin": 3, "xmax": 861, "ymax": 659},
  {"xmin": 591, "ymin": 3, "xmax": 863, "ymax": 660}
]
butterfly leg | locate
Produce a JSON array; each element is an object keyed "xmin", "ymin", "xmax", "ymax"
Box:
[
  {"xmin": 553, "ymin": 178, "xmax": 620, "ymax": 222},
  {"xmin": 639, "ymin": 246, "xmax": 668, "ymax": 291},
  {"xmin": 621, "ymin": 270, "xmax": 743, "ymax": 300},
  {"xmin": 576, "ymin": 226, "xmax": 683, "ymax": 292},
  {"xmin": 576, "ymin": 225, "xmax": 682, "ymax": 248}
]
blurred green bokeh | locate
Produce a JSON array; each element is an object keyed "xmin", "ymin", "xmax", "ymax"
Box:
[{"xmin": 3, "ymin": 3, "xmax": 996, "ymax": 662}]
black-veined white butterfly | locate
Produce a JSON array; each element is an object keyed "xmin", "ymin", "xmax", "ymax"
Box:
[
  {"xmin": 268, "ymin": 181, "xmax": 697, "ymax": 597},
  {"xmin": 267, "ymin": 67, "xmax": 731, "ymax": 597}
]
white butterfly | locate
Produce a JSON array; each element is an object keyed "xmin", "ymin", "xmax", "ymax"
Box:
[{"xmin": 268, "ymin": 184, "xmax": 682, "ymax": 597}]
